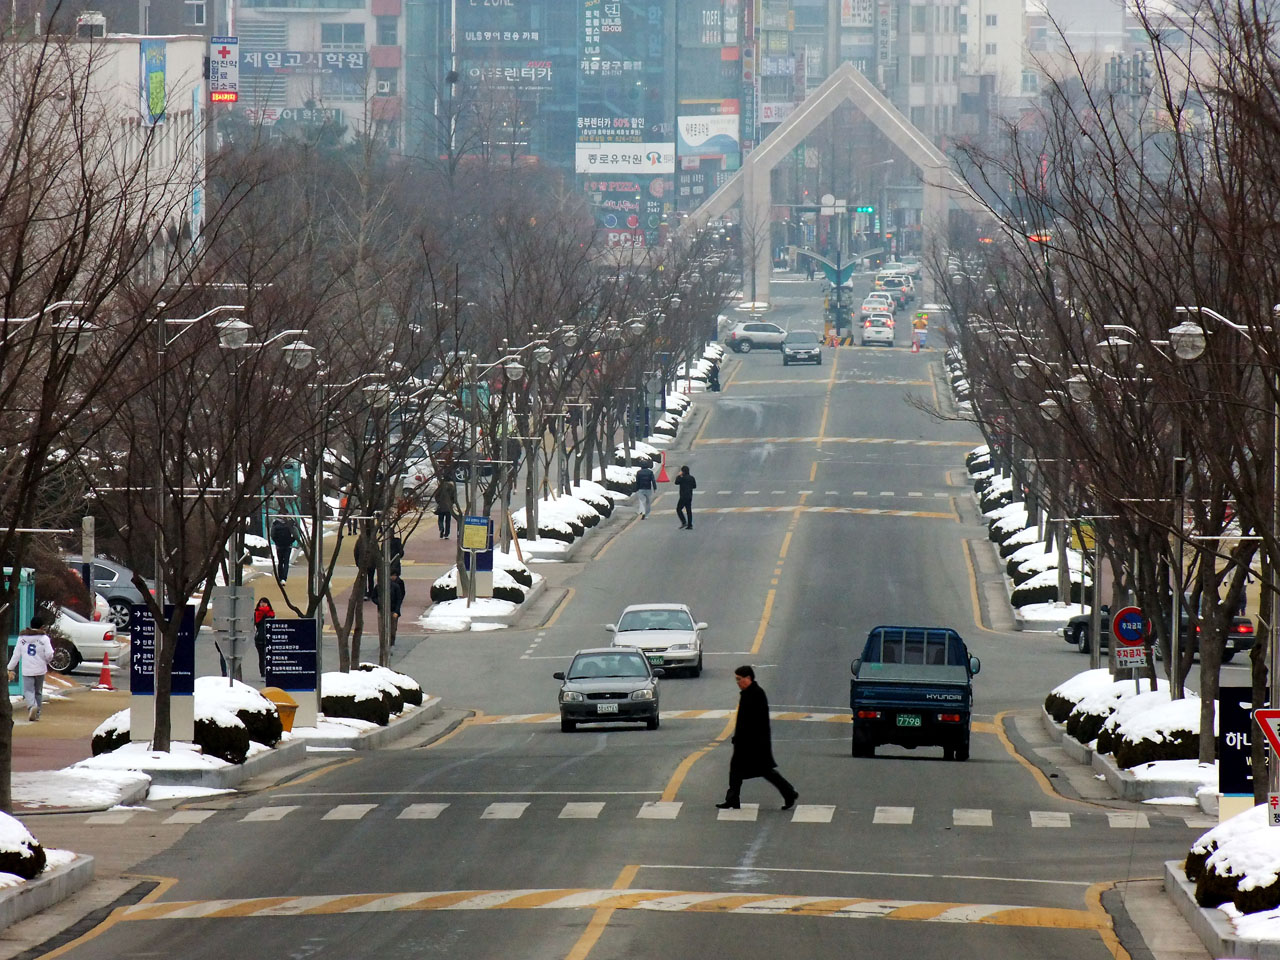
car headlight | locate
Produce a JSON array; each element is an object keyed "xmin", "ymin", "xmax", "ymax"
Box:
[
  {"xmin": 631, "ymin": 689, "xmax": 655, "ymax": 701},
  {"xmin": 668, "ymin": 642, "xmax": 693, "ymax": 651},
  {"xmin": 561, "ymin": 691, "xmax": 585, "ymax": 703}
]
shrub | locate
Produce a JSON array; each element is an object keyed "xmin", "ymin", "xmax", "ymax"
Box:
[
  {"xmin": 322, "ymin": 692, "xmax": 390, "ymax": 726},
  {"xmin": 979, "ymin": 488, "xmax": 1013, "ymax": 514},
  {"xmin": 1114, "ymin": 728, "xmax": 1199, "ymax": 768},
  {"xmin": 0, "ymin": 825, "xmax": 45, "ymax": 880},
  {"xmin": 512, "ymin": 520, "xmax": 576, "ymax": 543},
  {"xmin": 236, "ymin": 707, "xmax": 283, "ymax": 748},
  {"xmin": 91, "ymin": 725, "xmax": 129, "ymax": 756},
  {"xmin": 431, "ymin": 582, "xmax": 458, "ymax": 602},
  {"xmin": 494, "ymin": 584, "xmax": 525, "ymax": 603},
  {"xmin": 1185, "ymin": 843, "xmax": 1213, "ymax": 883},
  {"xmin": 1065, "ymin": 707, "xmax": 1109, "ymax": 744},
  {"xmin": 1043, "ymin": 691, "xmax": 1075, "ymax": 723},
  {"xmin": 1010, "ymin": 579, "xmax": 1084, "ymax": 607},
  {"xmin": 356, "ymin": 663, "xmax": 424, "ymax": 706},
  {"xmin": 965, "ymin": 448, "xmax": 991, "ymax": 470},
  {"xmin": 998, "ymin": 529, "xmax": 1041, "ymax": 558},
  {"xmin": 1095, "ymin": 724, "xmax": 1122, "ymax": 755},
  {"xmin": 506, "ymin": 566, "xmax": 533, "ymax": 588},
  {"xmin": 195, "ymin": 716, "xmax": 250, "ymax": 764}
]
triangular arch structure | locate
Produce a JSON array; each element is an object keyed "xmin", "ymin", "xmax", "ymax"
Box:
[{"xmin": 684, "ymin": 62, "xmax": 986, "ymax": 304}]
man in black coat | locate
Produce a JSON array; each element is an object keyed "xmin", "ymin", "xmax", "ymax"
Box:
[
  {"xmin": 270, "ymin": 516, "xmax": 296, "ymax": 582},
  {"xmin": 717, "ymin": 665, "xmax": 798, "ymax": 810}
]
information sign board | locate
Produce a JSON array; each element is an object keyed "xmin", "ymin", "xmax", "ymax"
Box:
[{"xmin": 263, "ymin": 619, "xmax": 318, "ymax": 692}]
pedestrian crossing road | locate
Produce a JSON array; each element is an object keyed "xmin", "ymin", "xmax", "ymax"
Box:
[
  {"xmin": 708, "ymin": 489, "xmax": 954, "ymax": 498},
  {"xmin": 81, "ymin": 801, "xmax": 1215, "ymax": 831}
]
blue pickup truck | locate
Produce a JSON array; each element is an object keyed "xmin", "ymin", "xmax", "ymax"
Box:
[{"xmin": 849, "ymin": 625, "xmax": 981, "ymax": 761}]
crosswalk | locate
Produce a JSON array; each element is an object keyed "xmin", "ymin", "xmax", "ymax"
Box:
[
  {"xmin": 712, "ymin": 490, "xmax": 954, "ymax": 498},
  {"xmin": 83, "ymin": 802, "xmax": 1211, "ymax": 831}
]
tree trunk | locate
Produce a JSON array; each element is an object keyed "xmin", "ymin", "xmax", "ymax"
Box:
[
  {"xmin": 1198, "ymin": 622, "xmax": 1224, "ymax": 765},
  {"xmin": 1253, "ymin": 576, "xmax": 1271, "ymax": 804}
]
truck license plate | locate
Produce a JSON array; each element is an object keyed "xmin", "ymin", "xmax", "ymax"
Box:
[
  {"xmin": 896, "ymin": 714, "xmax": 922, "ymax": 727},
  {"xmin": 597, "ymin": 703, "xmax": 618, "ymax": 714}
]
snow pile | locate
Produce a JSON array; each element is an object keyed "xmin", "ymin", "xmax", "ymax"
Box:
[
  {"xmin": 322, "ymin": 670, "xmax": 391, "ymax": 703},
  {"xmin": 194, "ymin": 677, "xmax": 277, "ymax": 720},
  {"xmin": 1000, "ymin": 527, "xmax": 1042, "ymax": 552},
  {"xmin": 1050, "ymin": 669, "xmax": 1117, "ymax": 703},
  {"xmin": 76, "ymin": 740, "xmax": 234, "ymax": 772},
  {"xmin": 1189, "ymin": 805, "xmax": 1280, "ymax": 924},
  {"xmin": 13, "ymin": 768, "xmax": 151, "ymax": 810},
  {"xmin": 989, "ymin": 504, "xmax": 1030, "ymax": 532},
  {"xmin": 1115, "ymin": 692, "xmax": 1206, "ymax": 745},
  {"xmin": 358, "ymin": 663, "xmax": 421, "ymax": 698},
  {"xmin": 1018, "ymin": 601, "xmax": 1086, "ymax": 623},
  {"xmin": 419, "ymin": 597, "xmax": 518, "ymax": 631},
  {"xmin": 1016, "ymin": 547, "xmax": 1085, "ymax": 577}
]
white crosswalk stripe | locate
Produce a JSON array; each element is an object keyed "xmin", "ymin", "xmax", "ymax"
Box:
[
  {"xmin": 791, "ymin": 804, "xmax": 835, "ymax": 823},
  {"xmin": 952, "ymin": 809, "xmax": 992, "ymax": 827},
  {"xmin": 637, "ymin": 801, "xmax": 682, "ymax": 820},
  {"xmin": 85, "ymin": 811, "xmax": 137, "ymax": 825},
  {"xmin": 241, "ymin": 806, "xmax": 297, "ymax": 822},
  {"xmin": 398, "ymin": 803, "xmax": 450, "ymax": 820},
  {"xmin": 560, "ymin": 802, "xmax": 605, "ymax": 819},
  {"xmin": 1107, "ymin": 812, "xmax": 1149, "ymax": 829},
  {"xmin": 481, "ymin": 802, "xmax": 529, "ymax": 820},
  {"xmin": 1030, "ymin": 811, "xmax": 1071, "ymax": 828},
  {"xmin": 717, "ymin": 804, "xmax": 759, "ymax": 822},
  {"xmin": 323, "ymin": 803, "xmax": 377, "ymax": 821},
  {"xmin": 874, "ymin": 806, "xmax": 914, "ymax": 825},
  {"xmin": 163, "ymin": 810, "xmax": 216, "ymax": 825}
]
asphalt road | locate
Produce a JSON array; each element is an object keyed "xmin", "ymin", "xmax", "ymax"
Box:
[{"xmin": 33, "ymin": 277, "xmax": 1206, "ymax": 960}]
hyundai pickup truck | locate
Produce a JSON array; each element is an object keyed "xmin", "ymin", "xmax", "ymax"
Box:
[{"xmin": 850, "ymin": 625, "xmax": 981, "ymax": 761}]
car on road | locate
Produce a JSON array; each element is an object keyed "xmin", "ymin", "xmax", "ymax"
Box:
[
  {"xmin": 49, "ymin": 606, "xmax": 127, "ymax": 672},
  {"xmin": 63, "ymin": 556, "xmax": 155, "ymax": 629},
  {"xmin": 781, "ymin": 329, "xmax": 823, "ymax": 365},
  {"xmin": 606, "ymin": 603, "xmax": 706, "ymax": 676},
  {"xmin": 861, "ymin": 315, "xmax": 895, "ymax": 346},
  {"xmin": 726, "ymin": 320, "xmax": 786, "ymax": 353},
  {"xmin": 554, "ymin": 647, "xmax": 663, "ymax": 731},
  {"xmin": 1062, "ymin": 604, "xmax": 1255, "ymax": 661},
  {"xmin": 859, "ymin": 296, "xmax": 894, "ymax": 319}
]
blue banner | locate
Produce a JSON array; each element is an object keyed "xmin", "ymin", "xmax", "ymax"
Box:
[
  {"xmin": 130, "ymin": 605, "xmax": 195, "ymax": 695},
  {"xmin": 139, "ymin": 39, "xmax": 167, "ymax": 126},
  {"xmin": 263, "ymin": 619, "xmax": 318, "ymax": 692}
]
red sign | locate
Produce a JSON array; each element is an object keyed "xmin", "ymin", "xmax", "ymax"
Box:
[
  {"xmin": 210, "ymin": 91, "xmax": 239, "ymax": 103},
  {"xmin": 1111, "ymin": 606, "xmax": 1147, "ymax": 647},
  {"xmin": 1256, "ymin": 709, "xmax": 1280, "ymax": 755}
]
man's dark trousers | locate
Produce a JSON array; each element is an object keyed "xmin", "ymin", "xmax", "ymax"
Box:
[
  {"xmin": 724, "ymin": 764, "xmax": 795, "ymax": 806},
  {"xmin": 677, "ymin": 499, "xmax": 693, "ymax": 528}
]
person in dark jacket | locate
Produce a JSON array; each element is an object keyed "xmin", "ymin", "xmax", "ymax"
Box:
[
  {"xmin": 253, "ymin": 598, "xmax": 275, "ymax": 678},
  {"xmin": 717, "ymin": 665, "xmax": 798, "ymax": 810},
  {"xmin": 435, "ymin": 475, "xmax": 459, "ymax": 539},
  {"xmin": 674, "ymin": 465, "xmax": 697, "ymax": 529},
  {"xmin": 270, "ymin": 516, "xmax": 296, "ymax": 581},
  {"xmin": 384, "ymin": 572, "xmax": 406, "ymax": 646},
  {"xmin": 635, "ymin": 462, "xmax": 657, "ymax": 518}
]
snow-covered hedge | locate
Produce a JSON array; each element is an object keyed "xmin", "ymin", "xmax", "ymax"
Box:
[
  {"xmin": 1113, "ymin": 693, "xmax": 1202, "ymax": 768},
  {"xmin": 988, "ymin": 506, "xmax": 1030, "ymax": 543},
  {"xmin": 998, "ymin": 526, "xmax": 1042, "ymax": 558},
  {"xmin": 965, "ymin": 445, "xmax": 991, "ymax": 472},
  {"xmin": 194, "ymin": 677, "xmax": 283, "ymax": 748},
  {"xmin": 354, "ymin": 662, "xmax": 423, "ymax": 707},
  {"xmin": 571, "ymin": 480, "xmax": 614, "ymax": 518},
  {"xmin": 321, "ymin": 670, "xmax": 398, "ymax": 725},
  {"xmin": 1009, "ymin": 568, "xmax": 1088, "ymax": 607},
  {"xmin": 1188, "ymin": 804, "xmax": 1280, "ymax": 914},
  {"xmin": 1011, "ymin": 546, "xmax": 1084, "ymax": 586},
  {"xmin": 512, "ymin": 494, "xmax": 604, "ymax": 542},
  {"xmin": 596, "ymin": 464, "xmax": 640, "ymax": 496},
  {"xmin": 1060, "ymin": 676, "xmax": 1168, "ymax": 746},
  {"xmin": 1044, "ymin": 668, "xmax": 1113, "ymax": 723},
  {"xmin": 0, "ymin": 813, "xmax": 46, "ymax": 880},
  {"xmin": 431, "ymin": 563, "xmax": 529, "ymax": 604},
  {"xmin": 1094, "ymin": 685, "xmax": 1180, "ymax": 755},
  {"xmin": 613, "ymin": 440, "xmax": 661, "ymax": 468}
]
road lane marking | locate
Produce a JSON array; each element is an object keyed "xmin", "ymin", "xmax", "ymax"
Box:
[
  {"xmin": 953, "ymin": 809, "xmax": 993, "ymax": 827},
  {"xmin": 162, "ymin": 811, "xmax": 215, "ymax": 825},
  {"xmin": 241, "ymin": 806, "xmax": 297, "ymax": 822},
  {"xmin": 398, "ymin": 803, "xmax": 449, "ymax": 819},
  {"xmin": 1030, "ymin": 811, "xmax": 1071, "ymax": 828},
  {"xmin": 791, "ymin": 804, "xmax": 835, "ymax": 823},
  {"xmin": 116, "ymin": 888, "xmax": 1103, "ymax": 931},
  {"xmin": 653, "ymin": 505, "xmax": 954, "ymax": 519},
  {"xmin": 322, "ymin": 804, "xmax": 376, "ymax": 821},
  {"xmin": 85, "ymin": 811, "xmax": 136, "ymax": 824},
  {"xmin": 560, "ymin": 802, "xmax": 605, "ymax": 819},
  {"xmin": 716, "ymin": 803, "xmax": 759, "ymax": 822},
  {"xmin": 481, "ymin": 802, "xmax": 529, "ymax": 819},
  {"xmin": 1106, "ymin": 812, "xmax": 1149, "ymax": 829},
  {"xmin": 874, "ymin": 806, "xmax": 914, "ymax": 824},
  {"xmin": 637, "ymin": 801, "xmax": 683, "ymax": 819},
  {"xmin": 698, "ymin": 436, "xmax": 975, "ymax": 446}
]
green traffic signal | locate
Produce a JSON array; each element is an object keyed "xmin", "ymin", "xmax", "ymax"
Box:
[{"xmin": 855, "ymin": 205, "xmax": 875, "ymax": 213}]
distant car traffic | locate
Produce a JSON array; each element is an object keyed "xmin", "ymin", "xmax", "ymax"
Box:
[
  {"xmin": 49, "ymin": 606, "xmax": 126, "ymax": 672},
  {"xmin": 726, "ymin": 320, "xmax": 786, "ymax": 353},
  {"xmin": 63, "ymin": 556, "xmax": 155, "ymax": 629},
  {"xmin": 554, "ymin": 648, "xmax": 663, "ymax": 731},
  {"xmin": 861, "ymin": 315, "xmax": 895, "ymax": 346},
  {"xmin": 1061, "ymin": 604, "xmax": 1256, "ymax": 661},
  {"xmin": 781, "ymin": 329, "xmax": 823, "ymax": 365},
  {"xmin": 859, "ymin": 297, "xmax": 894, "ymax": 319},
  {"xmin": 606, "ymin": 603, "xmax": 706, "ymax": 676}
]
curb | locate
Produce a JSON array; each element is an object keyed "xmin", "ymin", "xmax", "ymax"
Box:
[
  {"xmin": 1164, "ymin": 859, "xmax": 1280, "ymax": 960},
  {"xmin": 0, "ymin": 854, "xmax": 94, "ymax": 932},
  {"xmin": 1090, "ymin": 743, "xmax": 1207, "ymax": 802},
  {"xmin": 295, "ymin": 696, "xmax": 443, "ymax": 750},
  {"xmin": 131, "ymin": 737, "xmax": 311, "ymax": 789},
  {"xmin": 1039, "ymin": 710, "xmax": 1094, "ymax": 765},
  {"xmin": 14, "ymin": 771, "xmax": 152, "ymax": 816}
]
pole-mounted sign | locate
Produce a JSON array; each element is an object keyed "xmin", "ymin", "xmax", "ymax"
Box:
[{"xmin": 209, "ymin": 37, "xmax": 239, "ymax": 103}]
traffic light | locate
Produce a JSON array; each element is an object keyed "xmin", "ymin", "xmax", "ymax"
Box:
[{"xmin": 855, "ymin": 205, "xmax": 875, "ymax": 214}]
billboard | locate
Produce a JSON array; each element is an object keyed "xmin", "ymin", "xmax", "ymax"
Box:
[
  {"xmin": 576, "ymin": 143, "xmax": 675, "ymax": 174},
  {"xmin": 209, "ymin": 36, "xmax": 238, "ymax": 103},
  {"xmin": 242, "ymin": 51, "xmax": 366, "ymax": 74},
  {"xmin": 139, "ymin": 39, "xmax": 166, "ymax": 126},
  {"xmin": 760, "ymin": 101, "xmax": 795, "ymax": 123},
  {"xmin": 677, "ymin": 114, "xmax": 740, "ymax": 157}
]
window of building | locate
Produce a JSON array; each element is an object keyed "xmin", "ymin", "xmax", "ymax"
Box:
[
  {"xmin": 910, "ymin": 106, "xmax": 926, "ymax": 127},
  {"xmin": 959, "ymin": 41, "xmax": 967, "ymax": 57},
  {"xmin": 985, "ymin": 43, "xmax": 997, "ymax": 55},
  {"xmin": 1022, "ymin": 70, "xmax": 1041, "ymax": 94},
  {"xmin": 376, "ymin": 16, "xmax": 397, "ymax": 45},
  {"xmin": 910, "ymin": 55, "xmax": 926, "ymax": 82},
  {"xmin": 958, "ymin": 12, "xmax": 967, "ymax": 32},
  {"xmin": 985, "ymin": 13, "xmax": 998, "ymax": 25},
  {"xmin": 911, "ymin": 5, "xmax": 927, "ymax": 32},
  {"xmin": 375, "ymin": 67, "xmax": 398, "ymax": 95},
  {"xmin": 184, "ymin": 0, "xmax": 205, "ymax": 26},
  {"xmin": 321, "ymin": 22, "xmax": 365, "ymax": 49}
]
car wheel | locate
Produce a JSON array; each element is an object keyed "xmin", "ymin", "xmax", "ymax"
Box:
[
  {"xmin": 852, "ymin": 725, "xmax": 875, "ymax": 757},
  {"xmin": 646, "ymin": 713, "xmax": 660, "ymax": 730},
  {"xmin": 560, "ymin": 718, "xmax": 576, "ymax": 733},
  {"xmin": 49, "ymin": 639, "xmax": 80, "ymax": 673},
  {"xmin": 737, "ymin": 339, "xmax": 753, "ymax": 353},
  {"xmin": 1075, "ymin": 626, "xmax": 1090, "ymax": 654},
  {"xmin": 782, "ymin": 357, "xmax": 789, "ymax": 366},
  {"xmin": 955, "ymin": 737, "xmax": 970, "ymax": 761},
  {"xmin": 107, "ymin": 600, "xmax": 131, "ymax": 629}
]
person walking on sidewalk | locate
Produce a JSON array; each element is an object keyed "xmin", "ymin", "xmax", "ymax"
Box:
[
  {"xmin": 8, "ymin": 616, "xmax": 55, "ymax": 721},
  {"xmin": 270, "ymin": 515, "xmax": 296, "ymax": 581},
  {"xmin": 383, "ymin": 571, "xmax": 406, "ymax": 647},
  {"xmin": 717, "ymin": 665, "xmax": 798, "ymax": 811},
  {"xmin": 635, "ymin": 462, "xmax": 657, "ymax": 519},
  {"xmin": 253, "ymin": 598, "xmax": 275, "ymax": 678},
  {"xmin": 435, "ymin": 474, "xmax": 459, "ymax": 539},
  {"xmin": 675, "ymin": 465, "xmax": 697, "ymax": 529}
]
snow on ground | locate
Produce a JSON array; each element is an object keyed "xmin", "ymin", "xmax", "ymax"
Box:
[
  {"xmin": 1017, "ymin": 601, "xmax": 1086, "ymax": 622},
  {"xmin": 1118, "ymin": 693, "xmax": 1208, "ymax": 743},
  {"xmin": 990, "ymin": 505, "xmax": 1030, "ymax": 533},
  {"xmin": 1070, "ymin": 677, "xmax": 1167, "ymax": 721},
  {"xmin": 419, "ymin": 597, "xmax": 518, "ymax": 632},
  {"xmin": 322, "ymin": 669, "xmax": 397, "ymax": 702},
  {"xmin": 290, "ymin": 716, "xmax": 381, "ymax": 738},
  {"xmin": 1142, "ymin": 795, "xmax": 1199, "ymax": 805},
  {"xmin": 1001, "ymin": 526, "xmax": 1041, "ymax": 551},
  {"xmin": 1099, "ymin": 685, "xmax": 1179, "ymax": 738},
  {"xmin": 75, "ymin": 741, "xmax": 232, "ymax": 772},
  {"xmin": 1049, "ymin": 668, "xmax": 1123, "ymax": 703},
  {"xmin": 194, "ymin": 677, "xmax": 277, "ymax": 718},
  {"xmin": 12, "ymin": 769, "xmax": 151, "ymax": 810},
  {"xmin": 1016, "ymin": 546, "xmax": 1085, "ymax": 576},
  {"xmin": 1125, "ymin": 759, "xmax": 1216, "ymax": 785},
  {"xmin": 146, "ymin": 785, "xmax": 234, "ymax": 801},
  {"xmin": 471, "ymin": 623, "xmax": 508, "ymax": 632},
  {"xmin": 1189, "ymin": 804, "xmax": 1280, "ymax": 935}
]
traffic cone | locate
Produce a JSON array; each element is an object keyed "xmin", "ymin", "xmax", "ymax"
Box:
[
  {"xmin": 657, "ymin": 452, "xmax": 670, "ymax": 483},
  {"xmin": 911, "ymin": 336, "xmax": 920, "ymax": 354},
  {"xmin": 95, "ymin": 653, "xmax": 114, "ymax": 690}
]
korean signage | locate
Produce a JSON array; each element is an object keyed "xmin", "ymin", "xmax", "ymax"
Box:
[
  {"xmin": 677, "ymin": 114, "xmax": 740, "ymax": 157},
  {"xmin": 241, "ymin": 107, "xmax": 344, "ymax": 126},
  {"xmin": 877, "ymin": 2, "xmax": 894, "ymax": 63},
  {"xmin": 130, "ymin": 605, "xmax": 195, "ymax": 696},
  {"xmin": 760, "ymin": 101, "xmax": 795, "ymax": 124},
  {"xmin": 139, "ymin": 39, "xmax": 166, "ymax": 126},
  {"xmin": 578, "ymin": 115, "xmax": 647, "ymax": 143},
  {"xmin": 462, "ymin": 515, "xmax": 492, "ymax": 552},
  {"xmin": 845, "ymin": 0, "xmax": 875, "ymax": 28},
  {"xmin": 241, "ymin": 51, "xmax": 367, "ymax": 75},
  {"xmin": 263, "ymin": 619, "xmax": 318, "ymax": 692},
  {"xmin": 209, "ymin": 36, "xmax": 238, "ymax": 103},
  {"xmin": 742, "ymin": 0, "xmax": 755, "ymax": 150},
  {"xmin": 465, "ymin": 59, "xmax": 553, "ymax": 89},
  {"xmin": 759, "ymin": 55, "xmax": 794, "ymax": 76},
  {"xmin": 576, "ymin": 142, "xmax": 675, "ymax": 174},
  {"xmin": 579, "ymin": 58, "xmax": 643, "ymax": 77},
  {"xmin": 463, "ymin": 29, "xmax": 541, "ymax": 44},
  {"xmin": 1219, "ymin": 688, "xmax": 1257, "ymax": 798},
  {"xmin": 723, "ymin": 0, "xmax": 740, "ymax": 44}
]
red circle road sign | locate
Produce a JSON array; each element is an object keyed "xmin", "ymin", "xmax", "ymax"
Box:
[{"xmin": 1111, "ymin": 606, "xmax": 1147, "ymax": 647}]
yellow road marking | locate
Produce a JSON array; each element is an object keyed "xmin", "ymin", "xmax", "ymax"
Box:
[
  {"xmin": 263, "ymin": 756, "xmax": 362, "ymax": 793},
  {"xmin": 816, "ymin": 348, "xmax": 839, "ymax": 451},
  {"xmin": 1087, "ymin": 881, "xmax": 1134, "ymax": 960},
  {"xmin": 809, "ymin": 459, "xmax": 818, "ymax": 482},
  {"xmin": 115, "ymin": 887, "xmax": 1102, "ymax": 932},
  {"xmin": 565, "ymin": 864, "xmax": 638, "ymax": 960},
  {"xmin": 991, "ymin": 710, "xmax": 1099, "ymax": 808},
  {"xmin": 544, "ymin": 587, "xmax": 575, "ymax": 627},
  {"xmin": 36, "ymin": 875, "xmax": 181, "ymax": 960},
  {"xmin": 962, "ymin": 538, "xmax": 996, "ymax": 636},
  {"xmin": 657, "ymin": 506, "xmax": 953, "ymax": 519},
  {"xmin": 692, "ymin": 403, "xmax": 715, "ymax": 447},
  {"xmin": 750, "ymin": 590, "xmax": 776, "ymax": 655}
]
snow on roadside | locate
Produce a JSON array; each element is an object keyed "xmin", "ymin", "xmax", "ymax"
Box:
[{"xmin": 1049, "ymin": 668, "xmax": 1120, "ymax": 704}]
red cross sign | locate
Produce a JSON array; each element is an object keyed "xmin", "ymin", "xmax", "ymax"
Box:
[{"xmin": 218, "ymin": 46, "xmax": 231, "ymax": 58}]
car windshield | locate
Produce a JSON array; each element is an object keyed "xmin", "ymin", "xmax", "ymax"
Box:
[
  {"xmin": 785, "ymin": 331, "xmax": 820, "ymax": 343},
  {"xmin": 567, "ymin": 653, "xmax": 651, "ymax": 679},
  {"xmin": 617, "ymin": 609, "xmax": 694, "ymax": 632}
]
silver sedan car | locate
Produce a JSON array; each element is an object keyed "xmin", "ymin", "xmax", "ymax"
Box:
[
  {"xmin": 555, "ymin": 648, "xmax": 662, "ymax": 732},
  {"xmin": 606, "ymin": 603, "xmax": 706, "ymax": 677}
]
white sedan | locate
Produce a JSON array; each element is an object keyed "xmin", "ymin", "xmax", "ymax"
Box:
[
  {"xmin": 861, "ymin": 314, "xmax": 896, "ymax": 346},
  {"xmin": 50, "ymin": 607, "xmax": 127, "ymax": 673},
  {"xmin": 606, "ymin": 603, "xmax": 706, "ymax": 677}
]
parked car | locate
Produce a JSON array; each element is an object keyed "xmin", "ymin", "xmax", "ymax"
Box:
[
  {"xmin": 49, "ymin": 607, "xmax": 127, "ymax": 672},
  {"xmin": 1062, "ymin": 604, "xmax": 1256, "ymax": 661},
  {"xmin": 606, "ymin": 603, "xmax": 706, "ymax": 676},
  {"xmin": 62, "ymin": 556, "xmax": 155, "ymax": 629},
  {"xmin": 861, "ymin": 315, "xmax": 895, "ymax": 347},
  {"xmin": 554, "ymin": 647, "xmax": 663, "ymax": 731},
  {"xmin": 726, "ymin": 320, "xmax": 787, "ymax": 353},
  {"xmin": 781, "ymin": 329, "xmax": 823, "ymax": 366}
]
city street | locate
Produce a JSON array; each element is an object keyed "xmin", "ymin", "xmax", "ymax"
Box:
[{"xmin": 22, "ymin": 278, "xmax": 1206, "ymax": 960}]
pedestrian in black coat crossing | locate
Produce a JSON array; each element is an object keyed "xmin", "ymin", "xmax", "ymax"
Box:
[{"xmin": 717, "ymin": 665, "xmax": 798, "ymax": 810}]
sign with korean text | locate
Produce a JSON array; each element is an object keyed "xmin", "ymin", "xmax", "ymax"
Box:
[
  {"xmin": 209, "ymin": 36, "xmax": 238, "ymax": 103},
  {"xmin": 845, "ymin": 0, "xmax": 874, "ymax": 27},
  {"xmin": 242, "ymin": 50, "xmax": 366, "ymax": 75},
  {"xmin": 130, "ymin": 604, "xmax": 195, "ymax": 696},
  {"xmin": 1113, "ymin": 645, "xmax": 1147, "ymax": 667},
  {"xmin": 1256, "ymin": 708, "xmax": 1280, "ymax": 755},
  {"xmin": 877, "ymin": 3, "xmax": 893, "ymax": 63},
  {"xmin": 760, "ymin": 101, "xmax": 794, "ymax": 124},
  {"xmin": 1111, "ymin": 606, "xmax": 1147, "ymax": 646},
  {"xmin": 1270, "ymin": 793, "xmax": 1280, "ymax": 827},
  {"xmin": 139, "ymin": 39, "xmax": 167, "ymax": 125},
  {"xmin": 263, "ymin": 619, "xmax": 318, "ymax": 693},
  {"xmin": 241, "ymin": 107, "xmax": 344, "ymax": 126},
  {"xmin": 677, "ymin": 115, "xmax": 740, "ymax": 157},
  {"xmin": 1220, "ymin": 689, "xmax": 1255, "ymax": 797},
  {"xmin": 465, "ymin": 59, "xmax": 553, "ymax": 89},
  {"xmin": 576, "ymin": 143, "xmax": 675, "ymax": 174},
  {"xmin": 462, "ymin": 515, "xmax": 491, "ymax": 552}
]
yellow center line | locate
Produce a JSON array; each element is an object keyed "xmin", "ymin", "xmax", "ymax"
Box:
[
  {"xmin": 564, "ymin": 864, "xmax": 639, "ymax": 960},
  {"xmin": 1087, "ymin": 880, "xmax": 1134, "ymax": 960},
  {"xmin": 36, "ymin": 874, "xmax": 182, "ymax": 959},
  {"xmin": 816, "ymin": 348, "xmax": 839, "ymax": 451}
]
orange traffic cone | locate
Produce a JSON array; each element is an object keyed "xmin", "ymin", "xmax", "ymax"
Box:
[
  {"xmin": 95, "ymin": 653, "xmax": 114, "ymax": 690},
  {"xmin": 656, "ymin": 452, "xmax": 670, "ymax": 483},
  {"xmin": 911, "ymin": 336, "xmax": 920, "ymax": 354}
]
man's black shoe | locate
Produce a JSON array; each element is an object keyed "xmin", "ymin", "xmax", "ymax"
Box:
[
  {"xmin": 781, "ymin": 793, "xmax": 799, "ymax": 811},
  {"xmin": 715, "ymin": 801, "xmax": 740, "ymax": 810}
]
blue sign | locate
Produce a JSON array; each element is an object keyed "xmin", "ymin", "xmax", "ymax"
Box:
[
  {"xmin": 1112, "ymin": 606, "xmax": 1146, "ymax": 646},
  {"xmin": 130, "ymin": 605, "xmax": 196, "ymax": 695},
  {"xmin": 263, "ymin": 619, "xmax": 318, "ymax": 692}
]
